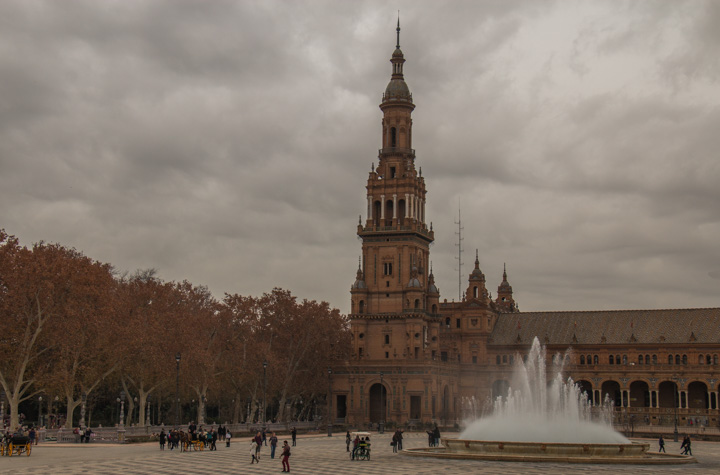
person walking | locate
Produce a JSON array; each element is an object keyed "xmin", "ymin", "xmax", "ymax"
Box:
[
  {"xmin": 254, "ymin": 431, "xmax": 262, "ymax": 459},
  {"xmin": 225, "ymin": 430, "xmax": 232, "ymax": 447},
  {"xmin": 250, "ymin": 439, "xmax": 260, "ymax": 464},
  {"xmin": 395, "ymin": 428, "xmax": 404, "ymax": 451},
  {"xmin": 391, "ymin": 431, "xmax": 398, "ymax": 453},
  {"xmin": 159, "ymin": 429, "xmax": 166, "ymax": 450},
  {"xmin": 281, "ymin": 440, "xmax": 291, "ymax": 472},
  {"xmin": 658, "ymin": 435, "xmax": 665, "ymax": 453},
  {"xmin": 681, "ymin": 435, "xmax": 692, "ymax": 455},
  {"xmin": 345, "ymin": 431, "xmax": 351, "ymax": 452},
  {"xmin": 291, "ymin": 426, "xmax": 297, "ymax": 446},
  {"xmin": 270, "ymin": 432, "xmax": 278, "ymax": 458}
]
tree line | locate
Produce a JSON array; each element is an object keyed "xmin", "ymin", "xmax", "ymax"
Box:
[{"xmin": 0, "ymin": 229, "xmax": 350, "ymax": 430}]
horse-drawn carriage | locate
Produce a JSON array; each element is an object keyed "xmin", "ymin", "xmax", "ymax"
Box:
[
  {"xmin": 1, "ymin": 435, "xmax": 32, "ymax": 457},
  {"xmin": 350, "ymin": 431, "xmax": 371, "ymax": 461},
  {"xmin": 179, "ymin": 431, "xmax": 205, "ymax": 452}
]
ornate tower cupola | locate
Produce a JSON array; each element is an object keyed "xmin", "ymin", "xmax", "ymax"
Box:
[
  {"xmin": 466, "ymin": 250, "xmax": 488, "ymax": 302},
  {"xmin": 495, "ymin": 263, "xmax": 518, "ymax": 312}
]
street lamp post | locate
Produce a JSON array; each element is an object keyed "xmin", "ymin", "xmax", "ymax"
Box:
[
  {"xmin": 80, "ymin": 392, "xmax": 87, "ymax": 429},
  {"xmin": 133, "ymin": 397, "xmax": 138, "ymax": 426},
  {"xmin": 327, "ymin": 367, "xmax": 333, "ymax": 437},
  {"xmin": 146, "ymin": 395, "xmax": 151, "ymax": 427},
  {"xmin": 175, "ymin": 353, "xmax": 181, "ymax": 429},
  {"xmin": 262, "ymin": 360, "xmax": 268, "ymax": 427},
  {"xmin": 119, "ymin": 391, "xmax": 125, "ymax": 428},
  {"xmin": 673, "ymin": 376, "xmax": 679, "ymax": 442},
  {"xmin": 0, "ymin": 390, "xmax": 5, "ymax": 429},
  {"xmin": 38, "ymin": 396, "xmax": 43, "ymax": 428},
  {"xmin": 379, "ymin": 372, "xmax": 384, "ymax": 434}
]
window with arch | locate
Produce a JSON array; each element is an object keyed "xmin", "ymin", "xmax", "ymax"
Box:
[
  {"xmin": 358, "ymin": 300, "xmax": 364, "ymax": 314},
  {"xmin": 616, "ymin": 355, "xmax": 621, "ymax": 364},
  {"xmin": 646, "ymin": 354, "xmax": 651, "ymax": 365},
  {"xmin": 706, "ymin": 355, "xmax": 712, "ymax": 365},
  {"xmin": 622, "ymin": 355, "xmax": 627, "ymax": 365},
  {"xmin": 609, "ymin": 355, "xmax": 614, "ymax": 365},
  {"xmin": 431, "ymin": 304, "xmax": 437, "ymax": 314},
  {"xmin": 445, "ymin": 318, "xmax": 451, "ymax": 328},
  {"xmin": 675, "ymin": 354, "xmax": 681, "ymax": 365},
  {"xmin": 384, "ymin": 334, "xmax": 390, "ymax": 345},
  {"xmin": 638, "ymin": 355, "xmax": 643, "ymax": 365},
  {"xmin": 652, "ymin": 354, "xmax": 657, "ymax": 365},
  {"xmin": 593, "ymin": 355, "xmax": 598, "ymax": 364},
  {"xmin": 668, "ymin": 354, "xmax": 673, "ymax": 365},
  {"xmin": 473, "ymin": 286, "xmax": 478, "ymax": 299},
  {"xmin": 496, "ymin": 355, "xmax": 501, "ymax": 364},
  {"xmin": 682, "ymin": 354, "xmax": 687, "ymax": 365},
  {"xmin": 502, "ymin": 355, "xmax": 507, "ymax": 364},
  {"xmin": 714, "ymin": 354, "xmax": 718, "ymax": 365},
  {"xmin": 414, "ymin": 299, "xmax": 420, "ymax": 309},
  {"xmin": 586, "ymin": 354, "xmax": 591, "ymax": 365},
  {"xmin": 699, "ymin": 355, "xmax": 705, "ymax": 365},
  {"xmin": 390, "ymin": 127, "xmax": 397, "ymax": 147},
  {"xmin": 580, "ymin": 355, "xmax": 586, "ymax": 364}
]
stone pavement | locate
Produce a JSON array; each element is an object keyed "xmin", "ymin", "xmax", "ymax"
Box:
[{"xmin": 1, "ymin": 433, "xmax": 719, "ymax": 474}]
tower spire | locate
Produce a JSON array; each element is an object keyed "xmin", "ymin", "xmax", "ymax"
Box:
[{"xmin": 396, "ymin": 12, "xmax": 401, "ymax": 49}]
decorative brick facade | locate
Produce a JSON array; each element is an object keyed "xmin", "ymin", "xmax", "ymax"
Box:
[{"xmin": 330, "ymin": 26, "xmax": 720, "ymax": 431}]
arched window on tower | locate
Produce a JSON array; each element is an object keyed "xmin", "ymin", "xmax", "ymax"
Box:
[
  {"xmin": 414, "ymin": 299, "xmax": 420, "ymax": 309},
  {"xmin": 473, "ymin": 287, "xmax": 478, "ymax": 299},
  {"xmin": 431, "ymin": 304, "xmax": 437, "ymax": 314},
  {"xmin": 373, "ymin": 201, "xmax": 381, "ymax": 226},
  {"xmin": 358, "ymin": 300, "xmax": 365, "ymax": 314},
  {"xmin": 390, "ymin": 127, "xmax": 397, "ymax": 147}
]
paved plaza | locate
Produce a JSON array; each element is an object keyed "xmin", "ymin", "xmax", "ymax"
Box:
[{"xmin": 1, "ymin": 432, "xmax": 719, "ymax": 474}]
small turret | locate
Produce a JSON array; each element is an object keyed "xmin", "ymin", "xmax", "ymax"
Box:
[
  {"xmin": 495, "ymin": 263, "xmax": 518, "ymax": 312},
  {"xmin": 465, "ymin": 250, "xmax": 488, "ymax": 302}
]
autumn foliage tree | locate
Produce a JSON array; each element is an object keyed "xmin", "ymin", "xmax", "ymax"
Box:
[
  {"xmin": 0, "ymin": 230, "xmax": 117, "ymax": 429},
  {"xmin": 1, "ymin": 230, "xmax": 350, "ymax": 429}
]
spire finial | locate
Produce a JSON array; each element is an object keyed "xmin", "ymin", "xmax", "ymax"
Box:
[{"xmin": 396, "ymin": 11, "xmax": 401, "ymax": 49}]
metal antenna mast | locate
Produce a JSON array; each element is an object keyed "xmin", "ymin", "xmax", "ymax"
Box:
[{"xmin": 454, "ymin": 203, "xmax": 464, "ymax": 300}]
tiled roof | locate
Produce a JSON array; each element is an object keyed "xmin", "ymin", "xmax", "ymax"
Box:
[{"xmin": 489, "ymin": 308, "xmax": 720, "ymax": 346}]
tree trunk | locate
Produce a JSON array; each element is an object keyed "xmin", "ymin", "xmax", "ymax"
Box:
[
  {"xmin": 64, "ymin": 398, "xmax": 80, "ymax": 429},
  {"xmin": 232, "ymin": 394, "xmax": 241, "ymax": 424}
]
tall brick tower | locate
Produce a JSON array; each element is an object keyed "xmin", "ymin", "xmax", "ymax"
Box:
[
  {"xmin": 350, "ymin": 19, "xmax": 435, "ymax": 318},
  {"xmin": 340, "ymin": 20, "xmax": 453, "ymax": 429}
]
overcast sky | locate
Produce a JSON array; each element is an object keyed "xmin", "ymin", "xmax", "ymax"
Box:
[{"xmin": 1, "ymin": 0, "xmax": 719, "ymax": 313}]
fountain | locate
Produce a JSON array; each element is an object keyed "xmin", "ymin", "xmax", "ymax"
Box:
[{"xmin": 403, "ymin": 337, "xmax": 695, "ymax": 464}]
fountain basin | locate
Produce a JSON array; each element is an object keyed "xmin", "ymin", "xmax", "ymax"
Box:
[
  {"xmin": 444, "ymin": 438, "xmax": 649, "ymax": 458},
  {"xmin": 401, "ymin": 438, "xmax": 696, "ymax": 464}
]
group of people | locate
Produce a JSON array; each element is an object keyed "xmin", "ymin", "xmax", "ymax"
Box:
[
  {"xmin": 426, "ymin": 425, "xmax": 441, "ymax": 447},
  {"xmin": 157, "ymin": 423, "xmax": 232, "ymax": 451},
  {"xmin": 250, "ymin": 429, "xmax": 292, "ymax": 472},
  {"xmin": 658, "ymin": 435, "xmax": 692, "ymax": 456}
]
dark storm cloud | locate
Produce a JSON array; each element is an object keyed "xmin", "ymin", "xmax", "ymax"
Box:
[{"xmin": 0, "ymin": 0, "xmax": 718, "ymax": 312}]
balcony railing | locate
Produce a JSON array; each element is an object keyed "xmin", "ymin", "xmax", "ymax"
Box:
[{"xmin": 378, "ymin": 147, "xmax": 415, "ymax": 156}]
